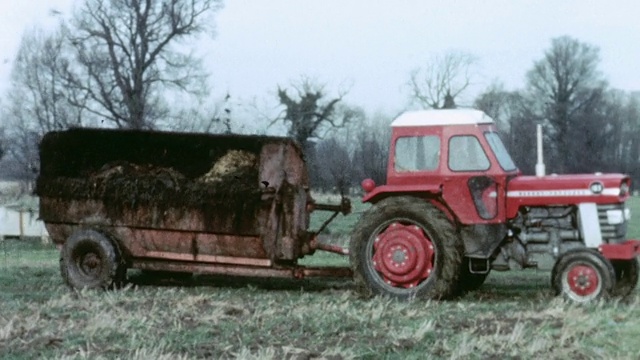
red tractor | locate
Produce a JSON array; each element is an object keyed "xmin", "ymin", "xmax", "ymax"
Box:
[{"xmin": 351, "ymin": 109, "xmax": 640, "ymax": 302}]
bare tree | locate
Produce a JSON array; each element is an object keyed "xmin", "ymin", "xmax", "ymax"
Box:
[
  {"xmin": 1, "ymin": 27, "xmax": 87, "ymax": 185},
  {"xmin": 274, "ymin": 77, "xmax": 355, "ymax": 146},
  {"xmin": 620, "ymin": 92, "xmax": 640, "ymax": 186},
  {"xmin": 9, "ymin": 27, "xmax": 85, "ymax": 133},
  {"xmin": 474, "ymin": 83, "xmax": 511, "ymax": 129},
  {"xmin": 474, "ymin": 83, "xmax": 535, "ymax": 146},
  {"xmin": 66, "ymin": 0, "xmax": 222, "ymax": 129},
  {"xmin": 0, "ymin": 127, "xmax": 5, "ymax": 161},
  {"xmin": 273, "ymin": 77, "xmax": 359, "ymax": 190},
  {"xmin": 315, "ymin": 138, "xmax": 352, "ymax": 194},
  {"xmin": 351, "ymin": 112, "xmax": 390, "ymax": 187},
  {"xmin": 526, "ymin": 36, "xmax": 608, "ymax": 173},
  {"xmin": 481, "ymin": 90, "xmax": 542, "ymax": 174},
  {"xmin": 164, "ymin": 93, "xmax": 236, "ymax": 134},
  {"xmin": 409, "ymin": 51, "xmax": 477, "ymax": 109}
]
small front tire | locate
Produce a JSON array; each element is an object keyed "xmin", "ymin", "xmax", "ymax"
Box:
[{"xmin": 551, "ymin": 249, "xmax": 615, "ymax": 303}]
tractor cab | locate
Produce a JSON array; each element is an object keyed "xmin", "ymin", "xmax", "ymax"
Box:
[{"xmin": 364, "ymin": 109, "xmax": 518, "ymax": 226}]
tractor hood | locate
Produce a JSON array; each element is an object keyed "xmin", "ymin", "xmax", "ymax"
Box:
[{"xmin": 505, "ymin": 173, "xmax": 631, "ymax": 219}]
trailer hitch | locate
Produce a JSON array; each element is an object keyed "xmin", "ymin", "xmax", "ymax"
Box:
[
  {"xmin": 309, "ymin": 196, "xmax": 352, "ymax": 215},
  {"xmin": 308, "ymin": 196, "xmax": 352, "ymax": 256}
]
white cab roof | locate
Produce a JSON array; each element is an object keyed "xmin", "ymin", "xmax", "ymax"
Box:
[{"xmin": 391, "ymin": 109, "xmax": 494, "ymax": 127}]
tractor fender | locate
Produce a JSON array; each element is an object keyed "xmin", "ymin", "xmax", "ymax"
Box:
[
  {"xmin": 362, "ymin": 184, "xmax": 442, "ymax": 203},
  {"xmin": 362, "ymin": 184, "xmax": 456, "ymax": 223}
]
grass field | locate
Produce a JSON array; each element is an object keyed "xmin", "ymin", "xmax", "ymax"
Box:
[{"xmin": 2, "ymin": 197, "xmax": 640, "ymax": 359}]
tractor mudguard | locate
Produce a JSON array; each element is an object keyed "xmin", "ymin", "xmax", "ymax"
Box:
[{"xmin": 599, "ymin": 240, "xmax": 640, "ymax": 260}]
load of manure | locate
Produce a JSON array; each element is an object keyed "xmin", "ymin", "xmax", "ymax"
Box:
[{"xmin": 37, "ymin": 151, "xmax": 262, "ymax": 215}]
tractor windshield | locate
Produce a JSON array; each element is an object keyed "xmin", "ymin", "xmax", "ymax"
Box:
[{"xmin": 484, "ymin": 132, "xmax": 517, "ymax": 171}]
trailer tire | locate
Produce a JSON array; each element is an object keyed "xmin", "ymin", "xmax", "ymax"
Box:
[
  {"xmin": 611, "ymin": 259, "xmax": 639, "ymax": 297},
  {"xmin": 551, "ymin": 249, "xmax": 615, "ymax": 303},
  {"xmin": 60, "ymin": 229, "xmax": 125, "ymax": 290},
  {"xmin": 350, "ymin": 196, "xmax": 463, "ymax": 300}
]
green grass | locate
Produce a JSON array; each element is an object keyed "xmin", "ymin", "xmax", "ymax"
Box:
[
  {"xmin": 627, "ymin": 196, "xmax": 640, "ymax": 239},
  {"xmin": 1, "ymin": 197, "xmax": 640, "ymax": 359}
]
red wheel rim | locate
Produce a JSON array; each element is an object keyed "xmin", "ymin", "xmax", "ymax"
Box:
[
  {"xmin": 566, "ymin": 264, "xmax": 599, "ymax": 297},
  {"xmin": 372, "ymin": 222, "xmax": 434, "ymax": 288}
]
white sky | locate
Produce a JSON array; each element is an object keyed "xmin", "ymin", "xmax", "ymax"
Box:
[{"xmin": 1, "ymin": 0, "xmax": 639, "ymax": 115}]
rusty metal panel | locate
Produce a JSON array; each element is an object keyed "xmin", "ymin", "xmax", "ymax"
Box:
[
  {"xmin": 45, "ymin": 223, "xmax": 268, "ymax": 260},
  {"xmin": 141, "ymin": 252, "xmax": 272, "ymax": 267},
  {"xmin": 257, "ymin": 142, "xmax": 313, "ymax": 261},
  {"xmin": 195, "ymin": 232, "xmax": 267, "ymax": 258},
  {"xmin": 44, "ymin": 224, "xmax": 70, "ymax": 245},
  {"xmin": 40, "ymin": 197, "xmax": 262, "ymax": 236},
  {"xmin": 133, "ymin": 258, "xmax": 352, "ymax": 279},
  {"xmin": 134, "ymin": 258, "xmax": 296, "ymax": 278},
  {"xmin": 259, "ymin": 143, "xmax": 287, "ymax": 191}
]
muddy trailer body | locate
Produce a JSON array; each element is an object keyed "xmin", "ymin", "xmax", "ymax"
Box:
[{"xmin": 37, "ymin": 128, "xmax": 351, "ymax": 289}]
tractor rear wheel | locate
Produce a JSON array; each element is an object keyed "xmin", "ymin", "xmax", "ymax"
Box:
[
  {"xmin": 611, "ymin": 259, "xmax": 639, "ymax": 297},
  {"xmin": 551, "ymin": 249, "xmax": 615, "ymax": 303},
  {"xmin": 350, "ymin": 196, "xmax": 463, "ymax": 300},
  {"xmin": 60, "ymin": 229, "xmax": 125, "ymax": 290}
]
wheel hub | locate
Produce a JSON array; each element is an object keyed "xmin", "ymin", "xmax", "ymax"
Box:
[
  {"xmin": 372, "ymin": 222, "xmax": 434, "ymax": 288},
  {"xmin": 566, "ymin": 264, "xmax": 599, "ymax": 296},
  {"xmin": 80, "ymin": 253, "xmax": 101, "ymax": 276}
]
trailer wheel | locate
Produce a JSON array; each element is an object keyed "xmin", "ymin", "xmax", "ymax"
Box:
[
  {"xmin": 611, "ymin": 259, "xmax": 639, "ymax": 297},
  {"xmin": 350, "ymin": 196, "xmax": 463, "ymax": 300},
  {"xmin": 60, "ymin": 229, "xmax": 125, "ymax": 290},
  {"xmin": 551, "ymin": 249, "xmax": 615, "ymax": 303}
]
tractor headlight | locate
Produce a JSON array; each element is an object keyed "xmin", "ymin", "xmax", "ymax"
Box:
[
  {"xmin": 607, "ymin": 209, "xmax": 624, "ymax": 225},
  {"xmin": 620, "ymin": 182, "xmax": 630, "ymax": 197}
]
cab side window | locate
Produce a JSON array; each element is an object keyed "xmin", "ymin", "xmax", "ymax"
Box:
[
  {"xmin": 448, "ymin": 136, "xmax": 490, "ymax": 172},
  {"xmin": 394, "ymin": 136, "xmax": 440, "ymax": 172}
]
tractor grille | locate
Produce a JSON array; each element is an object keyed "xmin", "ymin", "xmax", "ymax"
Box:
[{"xmin": 597, "ymin": 203, "xmax": 627, "ymax": 243}]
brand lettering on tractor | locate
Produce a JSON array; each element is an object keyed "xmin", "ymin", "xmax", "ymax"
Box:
[{"xmin": 507, "ymin": 188, "xmax": 620, "ymax": 197}]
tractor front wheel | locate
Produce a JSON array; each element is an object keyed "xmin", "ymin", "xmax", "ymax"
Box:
[
  {"xmin": 551, "ymin": 249, "xmax": 615, "ymax": 303},
  {"xmin": 350, "ymin": 196, "xmax": 463, "ymax": 300}
]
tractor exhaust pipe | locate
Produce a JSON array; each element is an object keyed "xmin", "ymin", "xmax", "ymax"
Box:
[{"xmin": 535, "ymin": 124, "xmax": 546, "ymax": 177}]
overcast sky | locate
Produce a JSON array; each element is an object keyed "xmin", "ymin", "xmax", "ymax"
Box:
[{"xmin": 1, "ymin": 0, "xmax": 639, "ymax": 115}]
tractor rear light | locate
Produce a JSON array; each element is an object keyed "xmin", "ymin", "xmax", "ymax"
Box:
[{"xmin": 361, "ymin": 178, "xmax": 376, "ymax": 193}]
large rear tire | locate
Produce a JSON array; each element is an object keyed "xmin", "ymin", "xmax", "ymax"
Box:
[
  {"xmin": 551, "ymin": 249, "xmax": 615, "ymax": 303},
  {"xmin": 350, "ymin": 196, "xmax": 463, "ymax": 300},
  {"xmin": 611, "ymin": 259, "xmax": 639, "ymax": 297},
  {"xmin": 60, "ymin": 229, "xmax": 125, "ymax": 290}
]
